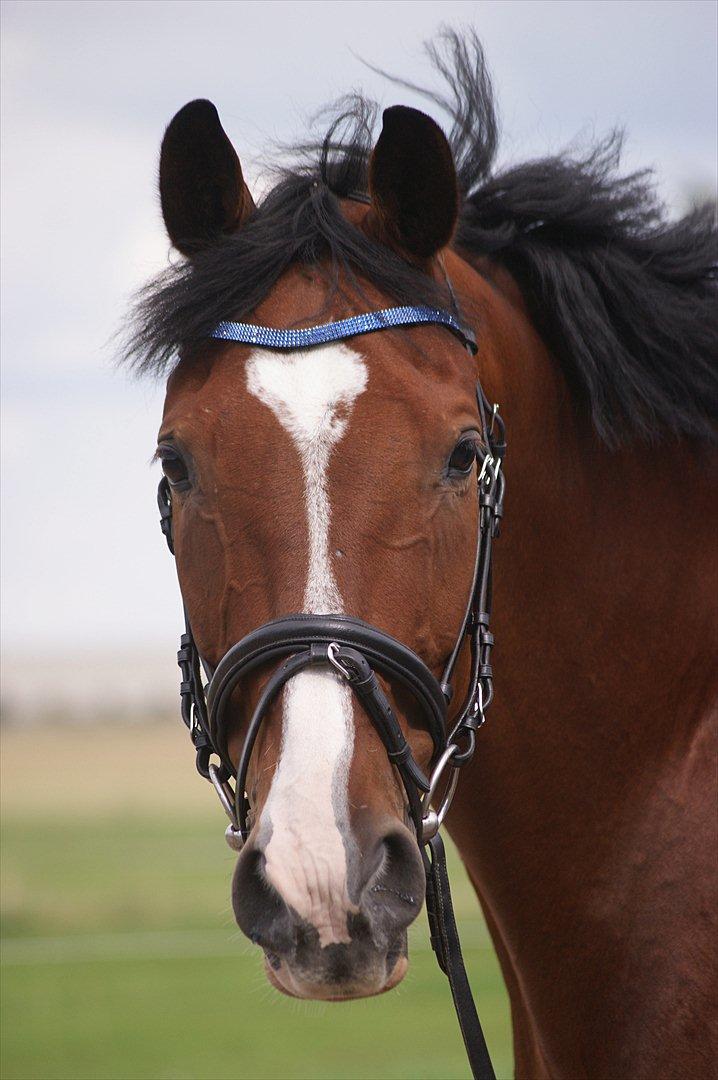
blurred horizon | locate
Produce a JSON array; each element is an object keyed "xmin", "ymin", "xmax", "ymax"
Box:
[{"xmin": 2, "ymin": 0, "xmax": 717, "ymax": 723}]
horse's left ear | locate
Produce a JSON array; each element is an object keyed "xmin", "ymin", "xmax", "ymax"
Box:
[{"xmin": 368, "ymin": 105, "xmax": 458, "ymax": 261}]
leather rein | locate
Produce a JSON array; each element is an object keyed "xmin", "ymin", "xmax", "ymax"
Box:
[{"xmin": 157, "ymin": 299, "xmax": 506, "ymax": 1080}]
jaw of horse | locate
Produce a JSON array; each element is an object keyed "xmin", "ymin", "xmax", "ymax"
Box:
[{"xmin": 231, "ymin": 818, "xmax": 425, "ymax": 1000}]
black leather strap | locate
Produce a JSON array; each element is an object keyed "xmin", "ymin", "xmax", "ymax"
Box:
[
  {"xmin": 424, "ymin": 834, "xmax": 496, "ymax": 1080},
  {"xmin": 223, "ymin": 642, "xmax": 431, "ymax": 840},
  {"xmin": 207, "ymin": 613, "xmax": 448, "ymax": 766}
]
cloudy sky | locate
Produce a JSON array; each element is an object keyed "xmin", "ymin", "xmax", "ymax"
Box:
[{"xmin": 2, "ymin": 0, "xmax": 716, "ymax": 652}]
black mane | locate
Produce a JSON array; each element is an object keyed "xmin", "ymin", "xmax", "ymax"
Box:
[{"xmin": 125, "ymin": 30, "xmax": 717, "ymax": 444}]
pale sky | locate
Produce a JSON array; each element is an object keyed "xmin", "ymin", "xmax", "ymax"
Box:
[{"xmin": 2, "ymin": 0, "xmax": 717, "ymax": 651}]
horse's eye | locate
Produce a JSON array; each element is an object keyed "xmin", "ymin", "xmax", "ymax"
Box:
[
  {"xmin": 158, "ymin": 446, "xmax": 190, "ymax": 489},
  {"xmin": 448, "ymin": 436, "xmax": 478, "ymax": 476}
]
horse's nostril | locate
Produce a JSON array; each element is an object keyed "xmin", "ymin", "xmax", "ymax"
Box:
[
  {"xmin": 370, "ymin": 882, "xmax": 418, "ymax": 906},
  {"xmin": 232, "ymin": 844, "xmax": 295, "ymax": 957},
  {"xmin": 360, "ymin": 826, "xmax": 426, "ymax": 944}
]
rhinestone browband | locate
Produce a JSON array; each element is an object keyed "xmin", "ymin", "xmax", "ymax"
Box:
[{"xmin": 210, "ymin": 305, "xmax": 477, "ymax": 354}]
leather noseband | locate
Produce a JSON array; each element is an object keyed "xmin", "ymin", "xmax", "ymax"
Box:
[{"xmin": 207, "ymin": 613, "xmax": 448, "ymax": 838}]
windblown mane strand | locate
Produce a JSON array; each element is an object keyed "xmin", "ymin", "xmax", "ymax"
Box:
[{"xmin": 125, "ymin": 29, "xmax": 717, "ymax": 444}]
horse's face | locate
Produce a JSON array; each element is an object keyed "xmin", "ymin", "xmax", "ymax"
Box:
[{"xmin": 156, "ymin": 101, "xmax": 479, "ymax": 1000}]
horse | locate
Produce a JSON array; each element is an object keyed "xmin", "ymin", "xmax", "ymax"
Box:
[{"xmin": 125, "ymin": 31, "xmax": 718, "ymax": 1080}]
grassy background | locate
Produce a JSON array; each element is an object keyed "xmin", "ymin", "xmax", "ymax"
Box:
[{"xmin": 1, "ymin": 725, "xmax": 512, "ymax": 1080}]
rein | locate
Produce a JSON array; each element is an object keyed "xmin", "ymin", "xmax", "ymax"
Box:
[{"xmin": 157, "ymin": 302, "xmax": 506, "ymax": 1080}]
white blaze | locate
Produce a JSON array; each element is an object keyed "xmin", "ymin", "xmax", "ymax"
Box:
[{"xmin": 246, "ymin": 344, "xmax": 368, "ymax": 946}]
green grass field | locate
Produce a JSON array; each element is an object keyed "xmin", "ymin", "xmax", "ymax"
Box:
[{"xmin": 1, "ymin": 726, "xmax": 512, "ymax": 1079}]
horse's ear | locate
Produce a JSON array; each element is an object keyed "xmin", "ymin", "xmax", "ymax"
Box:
[
  {"xmin": 368, "ymin": 105, "xmax": 458, "ymax": 261},
  {"xmin": 159, "ymin": 99, "xmax": 254, "ymax": 256}
]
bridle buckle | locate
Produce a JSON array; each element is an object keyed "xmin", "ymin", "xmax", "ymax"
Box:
[{"xmin": 326, "ymin": 641, "xmax": 355, "ymax": 682}]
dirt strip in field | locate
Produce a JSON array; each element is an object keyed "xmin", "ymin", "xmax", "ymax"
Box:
[{"xmin": 1, "ymin": 723, "xmax": 210, "ymax": 817}]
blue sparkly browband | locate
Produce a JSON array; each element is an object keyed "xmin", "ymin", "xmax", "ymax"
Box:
[{"xmin": 210, "ymin": 305, "xmax": 477, "ymax": 355}]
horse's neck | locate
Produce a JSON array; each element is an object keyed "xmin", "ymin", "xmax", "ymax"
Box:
[{"xmin": 449, "ymin": 255, "xmax": 718, "ymax": 1078}]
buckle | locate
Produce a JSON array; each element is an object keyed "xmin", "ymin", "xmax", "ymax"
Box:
[{"xmin": 327, "ymin": 642, "xmax": 357, "ymax": 682}]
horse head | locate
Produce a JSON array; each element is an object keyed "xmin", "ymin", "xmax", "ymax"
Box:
[{"xmin": 155, "ymin": 100, "xmax": 491, "ymax": 1001}]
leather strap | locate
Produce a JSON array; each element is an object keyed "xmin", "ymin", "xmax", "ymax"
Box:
[
  {"xmin": 222, "ymin": 642, "xmax": 431, "ymax": 840},
  {"xmin": 207, "ymin": 613, "xmax": 448, "ymax": 768},
  {"xmin": 424, "ymin": 834, "xmax": 496, "ymax": 1080}
]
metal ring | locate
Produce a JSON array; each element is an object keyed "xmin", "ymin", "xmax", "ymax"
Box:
[
  {"xmin": 225, "ymin": 823, "xmax": 244, "ymax": 852},
  {"xmin": 208, "ymin": 763, "xmax": 239, "ymax": 829},
  {"xmin": 421, "ymin": 743, "xmax": 460, "ymax": 842}
]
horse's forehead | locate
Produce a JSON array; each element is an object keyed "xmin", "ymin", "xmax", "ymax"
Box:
[
  {"xmin": 164, "ymin": 331, "xmax": 472, "ymax": 442},
  {"xmin": 245, "ymin": 343, "xmax": 369, "ymax": 435}
]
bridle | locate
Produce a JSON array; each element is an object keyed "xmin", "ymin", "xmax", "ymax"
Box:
[{"xmin": 157, "ymin": 300, "xmax": 506, "ymax": 1080}]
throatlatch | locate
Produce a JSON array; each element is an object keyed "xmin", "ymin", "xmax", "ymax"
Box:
[{"xmin": 157, "ymin": 302, "xmax": 505, "ymax": 1080}]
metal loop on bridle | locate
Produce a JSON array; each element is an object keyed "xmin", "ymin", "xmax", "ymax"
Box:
[
  {"xmin": 207, "ymin": 763, "xmax": 245, "ymax": 852},
  {"xmin": 421, "ymin": 743, "xmax": 461, "ymax": 842},
  {"xmin": 208, "ymin": 763, "xmax": 239, "ymax": 827}
]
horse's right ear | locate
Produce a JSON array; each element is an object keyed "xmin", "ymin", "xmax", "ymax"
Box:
[{"xmin": 159, "ymin": 99, "xmax": 254, "ymax": 256}]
